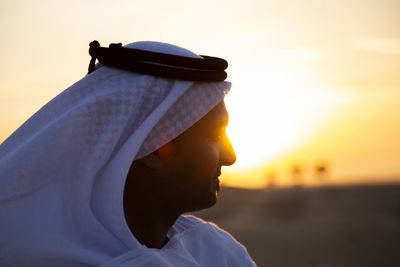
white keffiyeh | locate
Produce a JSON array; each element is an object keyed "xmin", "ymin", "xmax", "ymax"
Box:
[{"xmin": 0, "ymin": 41, "xmax": 255, "ymax": 266}]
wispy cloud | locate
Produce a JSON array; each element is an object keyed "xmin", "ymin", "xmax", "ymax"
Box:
[{"xmin": 351, "ymin": 36, "xmax": 400, "ymax": 54}]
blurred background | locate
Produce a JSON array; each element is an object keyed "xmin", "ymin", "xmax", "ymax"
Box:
[{"xmin": 1, "ymin": 0, "xmax": 399, "ymax": 266}]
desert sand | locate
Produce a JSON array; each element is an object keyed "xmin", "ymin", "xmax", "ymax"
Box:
[{"xmin": 191, "ymin": 184, "xmax": 400, "ymax": 267}]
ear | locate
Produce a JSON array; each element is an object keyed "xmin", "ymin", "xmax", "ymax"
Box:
[{"xmin": 139, "ymin": 142, "xmax": 174, "ymax": 170}]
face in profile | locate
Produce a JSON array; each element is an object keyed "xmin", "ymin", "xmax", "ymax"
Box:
[
  {"xmin": 124, "ymin": 101, "xmax": 236, "ymax": 216},
  {"xmin": 158, "ymin": 101, "xmax": 236, "ymax": 212}
]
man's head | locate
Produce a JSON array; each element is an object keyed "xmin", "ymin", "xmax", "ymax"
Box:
[
  {"xmin": 125, "ymin": 101, "xmax": 235, "ymax": 214},
  {"xmin": 0, "ymin": 40, "xmax": 235, "ymax": 257}
]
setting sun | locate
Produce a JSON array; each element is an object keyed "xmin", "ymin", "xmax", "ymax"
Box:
[
  {"xmin": 224, "ymin": 68, "xmax": 352, "ymax": 172},
  {"xmin": 1, "ymin": 2, "xmax": 400, "ymax": 266},
  {"xmin": 1, "ymin": 0, "xmax": 400, "ymax": 189}
]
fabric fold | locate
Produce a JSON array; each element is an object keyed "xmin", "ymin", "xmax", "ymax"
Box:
[{"xmin": 0, "ymin": 41, "xmax": 239, "ymax": 266}]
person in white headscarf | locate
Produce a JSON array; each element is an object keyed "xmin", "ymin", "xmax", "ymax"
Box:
[{"xmin": 0, "ymin": 40, "xmax": 256, "ymax": 266}]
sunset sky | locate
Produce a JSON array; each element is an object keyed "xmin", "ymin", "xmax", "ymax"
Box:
[{"xmin": 1, "ymin": 0, "xmax": 399, "ymax": 188}]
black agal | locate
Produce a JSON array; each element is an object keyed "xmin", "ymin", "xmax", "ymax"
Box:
[{"xmin": 88, "ymin": 41, "xmax": 228, "ymax": 81}]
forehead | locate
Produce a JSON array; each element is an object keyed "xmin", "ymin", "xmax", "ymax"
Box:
[
  {"xmin": 194, "ymin": 101, "xmax": 229, "ymax": 129},
  {"xmin": 174, "ymin": 101, "xmax": 229, "ymax": 140},
  {"xmin": 171, "ymin": 101, "xmax": 229, "ymax": 146}
]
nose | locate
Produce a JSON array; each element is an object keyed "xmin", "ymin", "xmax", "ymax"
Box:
[{"xmin": 220, "ymin": 136, "xmax": 236, "ymax": 166}]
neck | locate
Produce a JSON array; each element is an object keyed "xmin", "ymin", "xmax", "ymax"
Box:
[
  {"xmin": 123, "ymin": 162, "xmax": 182, "ymax": 249},
  {"xmin": 124, "ymin": 197, "xmax": 179, "ymax": 249}
]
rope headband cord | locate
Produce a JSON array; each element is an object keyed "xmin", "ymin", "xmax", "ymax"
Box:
[{"xmin": 88, "ymin": 40, "xmax": 228, "ymax": 81}]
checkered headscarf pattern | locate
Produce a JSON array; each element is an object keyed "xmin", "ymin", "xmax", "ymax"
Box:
[
  {"xmin": 0, "ymin": 41, "xmax": 231, "ymax": 265},
  {"xmin": 136, "ymin": 81, "xmax": 230, "ymax": 159}
]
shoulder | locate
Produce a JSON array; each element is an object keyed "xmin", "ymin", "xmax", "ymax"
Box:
[
  {"xmin": 174, "ymin": 215, "xmax": 240, "ymax": 247},
  {"xmin": 170, "ymin": 215, "xmax": 256, "ymax": 266},
  {"xmin": 176, "ymin": 215, "xmax": 238, "ymax": 243},
  {"xmin": 168, "ymin": 215, "xmax": 203, "ymax": 236}
]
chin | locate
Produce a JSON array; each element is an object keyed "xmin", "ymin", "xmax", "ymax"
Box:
[
  {"xmin": 207, "ymin": 193, "xmax": 218, "ymax": 207},
  {"xmin": 205, "ymin": 188, "xmax": 218, "ymax": 207},
  {"xmin": 186, "ymin": 193, "xmax": 217, "ymax": 213}
]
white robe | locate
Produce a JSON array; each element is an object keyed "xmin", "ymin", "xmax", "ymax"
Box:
[
  {"xmin": 0, "ymin": 41, "xmax": 255, "ymax": 266},
  {"xmin": 102, "ymin": 215, "xmax": 255, "ymax": 266}
]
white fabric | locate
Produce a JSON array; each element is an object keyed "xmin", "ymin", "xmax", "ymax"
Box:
[
  {"xmin": 102, "ymin": 216, "xmax": 255, "ymax": 267},
  {"xmin": 0, "ymin": 41, "xmax": 255, "ymax": 266}
]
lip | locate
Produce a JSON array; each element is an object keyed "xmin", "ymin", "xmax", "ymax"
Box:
[
  {"xmin": 213, "ymin": 170, "xmax": 221, "ymax": 191},
  {"xmin": 215, "ymin": 177, "xmax": 220, "ymax": 192}
]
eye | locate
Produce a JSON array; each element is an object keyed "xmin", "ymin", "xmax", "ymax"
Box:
[
  {"xmin": 208, "ymin": 128, "xmax": 225, "ymax": 142},
  {"xmin": 211, "ymin": 134, "xmax": 222, "ymax": 141}
]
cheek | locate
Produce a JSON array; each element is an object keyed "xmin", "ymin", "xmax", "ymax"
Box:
[{"xmin": 189, "ymin": 139, "xmax": 220, "ymax": 177}]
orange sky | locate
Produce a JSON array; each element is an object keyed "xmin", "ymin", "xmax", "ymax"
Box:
[{"xmin": 1, "ymin": 0, "xmax": 399, "ymax": 188}]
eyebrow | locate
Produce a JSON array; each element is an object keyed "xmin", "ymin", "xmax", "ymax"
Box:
[{"xmin": 211, "ymin": 114, "xmax": 229, "ymax": 128}]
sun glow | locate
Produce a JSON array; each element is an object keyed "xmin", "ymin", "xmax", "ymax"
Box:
[{"xmin": 224, "ymin": 68, "xmax": 350, "ymax": 172}]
